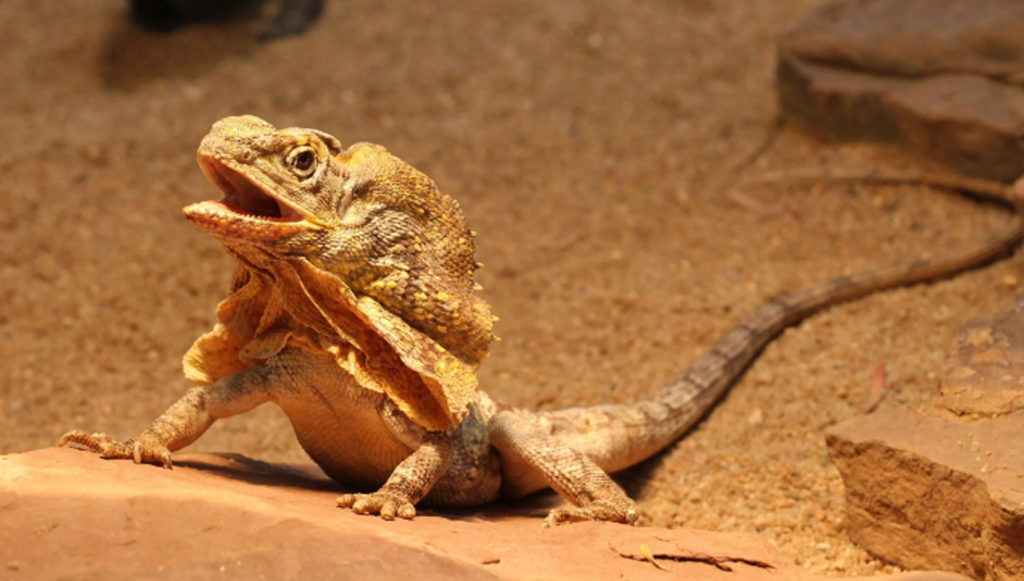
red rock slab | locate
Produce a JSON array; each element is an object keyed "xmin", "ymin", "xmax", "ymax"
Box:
[
  {"xmin": 777, "ymin": 0, "xmax": 1024, "ymax": 181},
  {"xmin": 827, "ymin": 408, "xmax": 1024, "ymax": 580},
  {"xmin": 0, "ymin": 448, "xmax": 969, "ymax": 581}
]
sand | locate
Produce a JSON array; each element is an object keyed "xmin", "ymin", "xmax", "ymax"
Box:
[{"xmin": 2, "ymin": 0, "xmax": 1020, "ymax": 576}]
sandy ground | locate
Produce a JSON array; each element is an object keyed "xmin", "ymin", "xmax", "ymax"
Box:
[{"xmin": 2, "ymin": 1, "xmax": 1021, "ymax": 576}]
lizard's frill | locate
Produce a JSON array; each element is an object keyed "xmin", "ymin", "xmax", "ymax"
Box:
[
  {"xmin": 329, "ymin": 145, "xmax": 494, "ymax": 365},
  {"xmin": 183, "ymin": 260, "xmax": 480, "ymax": 432},
  {"xmin": 182, "ymin": 273, "xmax": 264, "ymax": 386},
  {"xmin": 288, "ymin": 259, "xmax": 478, "ymax": 431}
]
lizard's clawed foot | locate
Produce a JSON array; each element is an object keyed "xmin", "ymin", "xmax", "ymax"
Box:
[
  {"xmin": 59, "ymin": 430, "xmax": 174, "ymax": 469},
  {"xmin": 336, "ymin": 491, "xmax": 416, "ymax": 521},
  {"xmin": 542, "ymin": 499, "xmax": 638, "ymax": 529}
]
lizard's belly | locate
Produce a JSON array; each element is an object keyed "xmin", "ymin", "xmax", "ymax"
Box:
[
  {"xmin": 267, "ymin": 348, "xmax": 413, "ymax": 491},
  {"xmin": 265, "ymin": 347, "xmax": 503, "ymax": 506}
]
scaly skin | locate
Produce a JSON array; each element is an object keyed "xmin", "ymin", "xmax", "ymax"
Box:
[{"xmin": 61, "ymin": 116, "xmax": 1024, "ymax": 526}]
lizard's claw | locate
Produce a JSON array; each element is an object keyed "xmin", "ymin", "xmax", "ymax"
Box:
[
  {"xmin": 542, "ymin": 499, "xmax": 639, "ymax": 528},
  {"xmin": 336, "ymin": 491, "xmax": 416, "ymax": 521},
  {"xmin": 59, "ymin": 430, "xmax": 174, "ymax": 469}
]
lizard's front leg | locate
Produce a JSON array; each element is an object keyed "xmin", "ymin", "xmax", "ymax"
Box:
[
  {"xmin": 488, "ymin": 410, "xmax": 638, "ymax": 527},
  {"xmin": 336, "ymin": 400, "xmax": 455, "ymax": 520},
  {"xmin": 60, "ymin": 366, "xmax": 273, "ymax": 468}
]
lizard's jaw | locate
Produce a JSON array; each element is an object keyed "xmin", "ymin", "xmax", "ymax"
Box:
[{"xmin": 184, "ymin": 156, "xmax": 317, "ymax": 241}]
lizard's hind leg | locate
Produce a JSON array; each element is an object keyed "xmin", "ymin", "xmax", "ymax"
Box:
[{"xmin": 488, "ymin": 410, "xmax": 637, "ymax": 526}]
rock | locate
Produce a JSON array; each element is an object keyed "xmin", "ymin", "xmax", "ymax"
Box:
[
  {"xmin": 826, "ymin": 303, "xmax": 1024, "ymax": 579},
  {"xmin": 777, "ymin": 0, "xmax": 1024, "ymax": 182},
  {"xmin": 827, "ymin": 410, "xmax": 1024, "ymax": 579},
  {"xmin": 0, "ymin": 448, "xmax": 969, "ymax": 581},
  {"xmin": 781, "ymin": 0, "xmax": 1024, "ymax": 80},
  {"xmin": 937, "ymin": 307, "xmax": 1024, "ymax": 417}
]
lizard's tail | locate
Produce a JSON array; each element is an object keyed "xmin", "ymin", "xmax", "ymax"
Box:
[{"xmin": 535, "ymin": 175, "xmax": 1024, "ymax": 474}]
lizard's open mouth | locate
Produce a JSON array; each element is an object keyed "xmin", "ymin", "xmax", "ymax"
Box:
[{"xmin": 195, "ymin": 157, "xmax": 306, "ymax": 223}]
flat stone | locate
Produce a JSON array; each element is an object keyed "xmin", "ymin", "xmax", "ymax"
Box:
[
  {"xmin": 826, "ymin": 302, "xmax": 1024, "ymax": 579},
  {"xmin": 0, "ymin": 448, "xmax": 969, "ymax": 581},
  {"xmin": 778, "ymin": 0, "xmax": 1024, "ymax": 181}
]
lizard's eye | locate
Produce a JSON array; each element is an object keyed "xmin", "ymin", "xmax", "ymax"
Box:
[{"xmin": 286, "ymin": 147, "xmax": 317, "ymax": 178}]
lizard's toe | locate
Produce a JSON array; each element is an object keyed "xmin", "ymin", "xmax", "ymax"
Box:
[
  {"xmin": 376, "ymin": 500, "xmax": 397, "ymax": 521},
  {"xmin": 626, "ymin": 507, "xmax": 638, "ymax": 526},
  {"xmin": 59, "ymin": 430, "xmax": 112, "ymax": 452},
  {"xmin": 396, "ymin": 503, "xmax": 416, "ymax": 519},
  {"xmin": 336, "ymin": 492, "xmax": 416, "ymax": 520},
  {"xmin": 59, "ymin": 430, "xmax": 172, "ymax": 468},
  {"xmin": 351, "ymin": 495, "xmax": 395, "ymax": 519},
  {"xmin": 131, "ymin": 439, "xmax": 174, "ymax": 469},
  {"xmin": 543, "ymin": 498, "xmax": 639, "ymax": 527}
]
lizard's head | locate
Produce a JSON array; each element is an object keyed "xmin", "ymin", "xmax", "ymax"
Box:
[
  {"xmin": 184, "ymin": 115, "xmax": 492, "ymax": 363},
  {"xmin": 185, "ymin": 115, "xmax": 344, "ymax": 243}
]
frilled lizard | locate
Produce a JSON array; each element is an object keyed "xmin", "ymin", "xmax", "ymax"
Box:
[{"xmin": 61, "ymin": 116, "xmax": 1024, "ymax": 526}]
